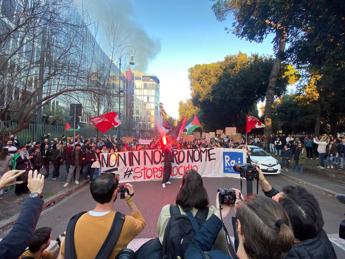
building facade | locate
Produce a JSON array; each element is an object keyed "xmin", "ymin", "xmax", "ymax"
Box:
[
  {"xmin": 133, "ymin": 71, "xmax": 160, "ymax": 137},
  {"xmin": 0, "ymin": 0, "xmax": 133, "ymax": 137}
]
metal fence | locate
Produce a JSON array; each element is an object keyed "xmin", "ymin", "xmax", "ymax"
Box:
[
  {"xmin": 0, "ymin": 121, "xmax": 132, "ymax": 144},
  {"xmin": 0, "ymin": 121, "xmax": 64, "ymax": 144}
]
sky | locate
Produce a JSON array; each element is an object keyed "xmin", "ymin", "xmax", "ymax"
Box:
[
  {"xmin": 75, "ymin": 0, "xmax": 276, "ymax": 119},
  {"xmin": 130, "ymin": 0, "xmax": 275, "ymax": 119}
]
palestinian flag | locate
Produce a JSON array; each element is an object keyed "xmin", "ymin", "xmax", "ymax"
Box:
[
  {"xmin": 64, "ymin": 122, "xmax": 71, "ymax": 131},
  {"xmin": 185, "ymin": 115, "xmax": 202, "ymax": 135},
  {"xmin": 64, "ymin": 122, "xmax": 80, "ymax": 131}
]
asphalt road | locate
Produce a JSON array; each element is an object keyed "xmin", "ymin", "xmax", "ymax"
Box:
[{"xmin": 36, "ymin": 174, "xmax": 345, "ymax": 258}]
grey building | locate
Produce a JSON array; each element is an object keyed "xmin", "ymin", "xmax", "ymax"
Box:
[
  {"xmin": 0, "ymin": 0, "xmax": 132, "ymax": 136},
  {"xmin": 133, "ymin": 71, "xmax": 160, "ymax": 137}
]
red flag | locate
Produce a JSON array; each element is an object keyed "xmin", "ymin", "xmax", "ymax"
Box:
[
  {"xmin": 64, "ymin": 122, "xmax": 71, "ymax": 131},
  {"xmin": 90, "ymin": 112, "xmax": 121, "ymax": 134},
  {"xmin": 177, "ymin": 117, "xmax": 188, "ymax": 141},
  {"xmin": 246, "ymin": 115, "xmax": 265, "ymax": 133}
]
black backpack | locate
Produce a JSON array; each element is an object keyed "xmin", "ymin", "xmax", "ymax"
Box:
[
  {"xmin": 135, "ymin": 237, "xmax": 162, "ymax": 259},
  {"xmin": 162, "ymin": 205, "xmax": 209, "ymax": 259},
  {"xmin": 64, "ymin": 211, "xmax": 127, "ymax": 259}
]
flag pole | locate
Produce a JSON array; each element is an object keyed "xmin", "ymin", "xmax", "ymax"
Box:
[{"xmin": 245, "ymin": 114, "xmax": 248, "ymax": 145}]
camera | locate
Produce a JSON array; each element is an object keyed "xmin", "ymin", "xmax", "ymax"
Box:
[
  {"xmin": 56, "ymin": 233, "xmax": 65, "ymax": 247},
  {"xmin": 119, "ymin": 184, "xmax": 129, "ymax": 199},
  {"xmin": 233, "ymin": 163, "xmax": 258, "ymax": 181},
  {"xmin": 218, "ymin": 188, "xmax": 237, "ymax": 205}
]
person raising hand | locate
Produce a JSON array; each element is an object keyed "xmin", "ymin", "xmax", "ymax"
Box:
[{"xmin": 0, "ymin": 170, "xmax": 45, "ymax": 259}]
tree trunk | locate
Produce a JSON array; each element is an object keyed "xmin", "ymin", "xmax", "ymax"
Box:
[
  {"xmin": 264, "ymin": 31, "xmax": 286, "ymax": 145},
  {"xmin": 36, "ymin": 26, "xmax": 48, "ymax": 122},
  {"xmin": 314, "ymin": 103, "xmax": 321, "ymax": 136}
]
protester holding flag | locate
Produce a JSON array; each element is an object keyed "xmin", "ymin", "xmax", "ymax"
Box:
[
  {"xmin": 162, "ymin": 142, "xmax": 173, "ymax": 188},
  {"xmin": 185, "ymin": 115, "xmax": 202, "ymax": 135},
  {"xmin": 90, "ymin": 111, "xmax": 121, "ymax": 134},
  {"xmin": 246, "ymin": 115, "xmax": 265, "ymax": 134}
]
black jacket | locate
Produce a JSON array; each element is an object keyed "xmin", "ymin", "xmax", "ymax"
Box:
[
  {"xmin": 264, "ymin": 188, "xmax": 337, "ymax": 259},
  {"xmin": 286, "ymin": 230, "xmax": 337, "ymax": 259}
]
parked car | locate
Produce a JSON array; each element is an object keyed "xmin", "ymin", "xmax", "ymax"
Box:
[{"xmin": 238, "ymin": 145, "xmax": 281, "ymax": 174}]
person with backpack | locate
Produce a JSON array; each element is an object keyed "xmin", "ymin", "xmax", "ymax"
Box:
[
  {"xmin": 185, "ymin": 194, "xmax": 295, "ymax": 259},
  {"xmin": 258, "ymin": 168, "xmax": 337, "ymax": 258},
  {"xmin": 157, "ymin": 169, "xmax": 229, "ymax": 259},
  {"xmin": 59, "ymin": 173, "xmax": 145, "ymax": 259}
]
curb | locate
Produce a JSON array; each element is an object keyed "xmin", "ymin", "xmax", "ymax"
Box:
[
  {"xmin": 0, "ymin": 181, "xmax": 88, "ymax": 234},
  {"xmin": 281, "ymin": 170, "xmax": 337, "ymax": 196}
]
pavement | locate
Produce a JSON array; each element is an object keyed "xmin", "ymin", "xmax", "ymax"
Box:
[
  {"xmin": 0, "ymin": 167, "xmax": 88, "ymax": 235},
  {"xmin": 280, "ymin": 157, "xmax": 345, "ymax": 195},
  {"xmin": 1, "ymin": 159, "xmax": 345, "ymax": 257},
  {"xmin": 28, "ymin": 175, "xmax": 345, "ymax": 258}
]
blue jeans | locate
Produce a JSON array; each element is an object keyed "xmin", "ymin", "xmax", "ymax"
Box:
[
  {"xmin": 269, "ymin": 143, "xmax": 275, "ymax": 154},
  {"xmin": 294, "ymin": 164, "xmax": 304, "ymax": 173},
  {"xmin": 319, "ymin": 153, "xmax": 326, "ymax": 167},
  {"xmin": 338, "ymin": 154, "xmax": 344, "ymax": 169},
  {"xmin": 327, "ymin": 155, "xmax": 336, "ymax": 167},
  {"xmin": 92, "ymin": 168, "xmax": 100, "ymax": 180}
]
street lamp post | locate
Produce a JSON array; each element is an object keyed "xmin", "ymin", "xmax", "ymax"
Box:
[
  {"xmin": 116, "ymin": 48, "xmax": 135, "ymax": 144},
  {"xmin": 118, "ymin": 57, "xmax": 122, "ymax": 143}
]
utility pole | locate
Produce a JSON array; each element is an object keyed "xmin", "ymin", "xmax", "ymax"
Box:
[
  {"xmin": 73, "ymin": 104, "xmax": 76, "ymax": 144},
  {"xmin": 118, "ymin": 57, "xmax": 122, "ymax": 143}
]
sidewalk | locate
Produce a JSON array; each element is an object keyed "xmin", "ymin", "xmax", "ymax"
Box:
[
  {"xmin": 280, "ymin": 158, "xmax": 345, "ymax": 195},
  {"xmin": 0, "ymin": 168, "xmax": 88, "ymax": 235}
]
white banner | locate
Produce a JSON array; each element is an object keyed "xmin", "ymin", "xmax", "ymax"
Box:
[
  {"xmin": 138, "ymin": 139, "xmax": 153, "ymax": 145},
  {"xmin": 99, "ymin": 148, "xmax": 246, "ymax": 182}
]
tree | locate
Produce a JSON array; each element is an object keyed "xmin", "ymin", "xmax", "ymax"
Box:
[
  {"xmin": 178, "ymin": 99, "xmax": 199, "ymax": 120},
  {"xmin": 212, "ymin": 0, "xmax": 345, "ymax": 136},
  {"xmin": 0, "ymin": 0, "xmax": 110, "ymax": 135},
  {"xmin": 286, "ymin": 1, "xmax": 345, "ymax": 74},
  {"xmin": 190, "ymin": 53, "xmax": 290, "ymax": 131},
  {"xmin": 211, "ymin": 0, "xmax": 304, "ymax": 140},
  {"xmin": 189, "ymin": 62, "xmax": 223, "ymax": 101},
  {"xmin": 272, "ymin": 95, "xmax": 317, "ymax": 134}
]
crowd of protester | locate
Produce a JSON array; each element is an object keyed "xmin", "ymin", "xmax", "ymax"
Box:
[
  {"xmin": 0, "ymin": 133, "xmax": 245, "ymax": 196},
  {"xmin": 0, "ymin": 132, "xmax": 344, "ymax": 198},
  {"xmin": 266, "ymin": 134, "xmax": 345, "ymax": 170},
  {"xmin": 0, "ymin": 132, "xmax": 342, "ymax": 258},
  {"xmin": 0, "ymin": 166, "xmax": 337, "ymax": 258}
]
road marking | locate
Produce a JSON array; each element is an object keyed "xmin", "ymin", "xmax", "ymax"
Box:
[{"xmin": 328, "ymin": 234, "xmax": 345, "ymax": 251}]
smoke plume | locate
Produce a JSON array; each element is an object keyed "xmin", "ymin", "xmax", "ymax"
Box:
[{"xmin": 73, "ymin": 0, "xmax": 160, "ymax": 71}]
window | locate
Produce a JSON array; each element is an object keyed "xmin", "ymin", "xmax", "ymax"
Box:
[
  {"xmin": 250, "ymin": 149, "xmax": 269, "ymax": 157},
  {"xmin": 1, "ymin": 0, "xmax": 15, "ymax": 22}
]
